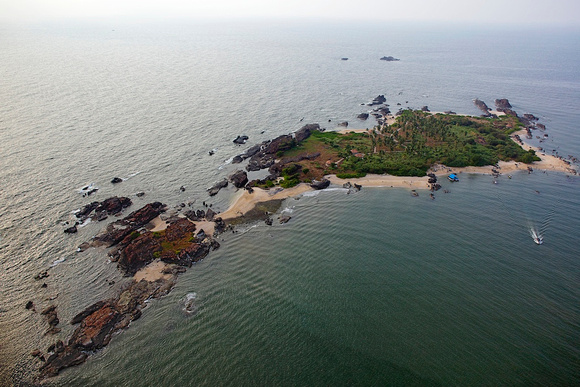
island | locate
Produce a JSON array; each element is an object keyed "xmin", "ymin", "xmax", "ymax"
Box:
[{"xmin": 31, "ymin": 98, "xmax": 577, "ymax": 382}]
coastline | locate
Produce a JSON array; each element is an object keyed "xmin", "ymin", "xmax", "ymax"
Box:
[
  {"xmin": 31, "ymin": 107, "xmax": 578, "ymax": 383},
  {"xmin": 218, "ymin": 128, "xmax": 575, "ymax": 220}
]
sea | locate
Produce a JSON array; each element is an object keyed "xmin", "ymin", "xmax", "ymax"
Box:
[{"xmin": 0, "ymin": 19, "xmax": 579, "ymax": 386}]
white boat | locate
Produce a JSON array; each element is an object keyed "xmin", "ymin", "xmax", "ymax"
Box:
[{"xmin": 530, "ymin": 228, "xmax": 543, "ymax": 245}]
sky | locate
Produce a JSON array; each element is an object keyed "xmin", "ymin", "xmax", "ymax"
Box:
[{"xmin": 0, "ymin": 0, "xmax": 578, "ymax": 26}]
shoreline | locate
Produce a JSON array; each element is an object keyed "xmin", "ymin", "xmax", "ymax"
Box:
[
  {"xmin": 32, "ymin": 106, "xmax": 577, "ymax": 383},
  {"xmin": 218, "ymin": 129, "xmax": 575, "ymax": 219}
]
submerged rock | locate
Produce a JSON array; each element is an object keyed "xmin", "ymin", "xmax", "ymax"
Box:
[{"xmin": 111, "ymin": 177, "xmax": 123, "ymax": 184}]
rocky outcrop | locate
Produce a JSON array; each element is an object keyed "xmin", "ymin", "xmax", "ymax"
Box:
[
  {"xmin": 494, "ymin": 99, "xmax": 512, "ymax": 110},
  {"xmin": 229, "ymin": 170, "xmax": 248, "ymax": 189},
  {"xmin": 338, "ymin": 121, "xmax": 348, "ymax": 127},
  {"xmin": 84, "ymin": 202, "xmax": 166, "ymax": 250},
  {"xmin": 39, "ymin": 277, "xmax": 176, "ymax": 379},
  {"xmin": 474, "ymin": 98, "xmax": 491, "ymax": 116},
  {"xmin": 233, "ymin": 135, "xmax": 249, "ymax": 145},
  {"xmin": 523, "ymin": 113, "xmax": 538, "ymax": 121},
  {"xmin": 357, "ymin": 113, "xmax": 369, "ymax": 120},
  {"xmin": 41, "ymin": 305, "xmax": 60, "ymax": 335},
  {"xmin": 310, "ymin": 179, "xmax": 330, "ymax": 190},
  {"xmin": 380, "ymin": 56, "xmax": 400, "ymax": 61},
  {"xmin": 64, "ymin": 225, "xmax": 77, "ymax": 234},
  {"xmin": 207, "ymin": 179, "xmax": 228, "ymax": 196},
  {"xmin": 75, "ymin": 197, "xmax": 132, "ymax": 223},
  {"xmin": 294, "ymin": 123, "xmax": 319, "ymax": 143},
  {"xmin": 278, "ymin": 215, "xmax": 292, "ymax": 224},
  {"xmin": 368, "ymin": 95, "xmax": 387, "ymax": 106},
  {"xmin": 421, "ymin": 106, "xmax": 430, "ymax": 112}
]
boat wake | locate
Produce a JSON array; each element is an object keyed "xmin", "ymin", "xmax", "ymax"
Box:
[{"xmin": 529, "ymin": 227, "xmax": 543, "ymax": 245}]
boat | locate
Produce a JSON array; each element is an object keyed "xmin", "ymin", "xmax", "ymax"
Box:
[
  {"xmin": 448, "ymin": 173, "xmax": 459, "ymax": 182},
  {"xmin": 530, "ymin": 228, "xmax": 543, "ymax": 245}
]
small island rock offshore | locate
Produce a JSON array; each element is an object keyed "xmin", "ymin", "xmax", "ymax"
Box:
[{"xmin": 33, "ymin": 97, "xmax": 577, "ymax": 381}]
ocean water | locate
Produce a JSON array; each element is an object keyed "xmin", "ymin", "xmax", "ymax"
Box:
[{"xmin": 0, "ymin": 20, "xmax": 579, "ymax": 385}]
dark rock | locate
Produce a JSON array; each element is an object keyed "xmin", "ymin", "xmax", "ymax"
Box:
[
  {"xmin": 41, "ymin": 305, "xmax": 59, "ymax": 329},
  {"xmin": 474, "ymin": 98, "xmax": 491, "ymax": 115},
  {"xmin": 338, "ymin": 121, "xmax": 348, "ymax": 127},
  {"xmin": 26, "ymin": 300, "xmax": 34, "ymax": 310},
  {"xmin": 498, "ymin": 108, "xmax": 518, "ymax": 117},
  {"xmin": 214, "ymin": 217, "xmax": 227, "ymax": 234},
  {"xmin": 354, "ymin": 183, "xmax": 362, "ymax": 190},
  {"xmin": 246, "ymin": 154, "xmax": 275, "ymax": 172},
  {"xmin": 111, "ymin": 177, "xmax": 123, "ymax": 184},
  {"xmin": 207, "ymin": 179, "xmax": 228, "ymax": 196},
  {"xmin": 35, "ymin": 271, "xmax": 49, "ymax": 280},
  {"xmin": 265, "ymin": 218, "xmax": 273, "ymax": 226},
  {"xmin": 136, "ymin": 192, "xmax": 145, "ymax": 197},
  {"xmin": 294, "ymin": 124, "xmax": 320, "ymax": 143},
  {"xmin": 380, "ymin": 56, "xmax": 400, "ymax": 61},
  {"xmin": 444, "ymin": 110, "xmax": 456, "ymax": 115},
  {"xmin": 357, "ymin": 113, "xmax": 369, "ymax": 120},
  {"xmin": 184, "ymin": 209, "xmax": 203, "ymax": 221},
  {"xmin": 71, "ymin": 300, "xmax": 108, "ymax": 325},
  {"xmin": 537, "ymin": 123, "xmax": 546, "ymax": 131},
  {"xmin": 64, "ymin": 225, "xmax": 77, "ymax": 234},
  {"xmin": 180, "ymin": 186, "xmax": 186, "ymax": 192},
  {"xmin": 229, "ymin": 170, "xmax": 248, "ymax": 189},
  {"xmin": 310, "ymin": 179, "xmax": 331, "ymax": 190},
  {"xmin": 421, "ymin": 106, "xmax": 430, "ymax": 112},
  {"xmin": 75, "ymin": 202, "xmax": 99, "ymax": 220},
  {"xmin": 368, "ymin": 95, "xmax": 387, "ymax": 106},
  {"xmin": 91, "ymin": 202, "xmax": 166, "ymax": 248},
  {"xmin": 205, "ymin": 208, "xmax": 217, "ymax": 221},
  {"xmin": 232, "ymin": 155, "xmax": 244, "ymax": 164},
  {"xmin": 494, "ymin": 99, "xmax": 512, "ymax": 110},
  {"xmin": 96, "ymin": 211, "xmax": 108, "ymax": 222},
  {"xmin": 279, "ymin": 215, "xmax": 292, "ymax": 224},
  {"xmin": 523, "ymin": 113, "xmax": 538, "ymax": 121},
  {"xmin": 233, "ymin": 135, "xmax": 249, "ymax": 145},
  {"xmin": 341, "ymin": 57, "xmax": 348, "ymax": 60},
  {"xmin": 263, "ymin": 135, "xmax": 294, "ymax": 155}
]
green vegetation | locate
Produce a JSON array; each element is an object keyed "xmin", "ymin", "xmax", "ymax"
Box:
[{"xmin": 277, "ymin": 110, "xmax": 539, "ymax": 179}]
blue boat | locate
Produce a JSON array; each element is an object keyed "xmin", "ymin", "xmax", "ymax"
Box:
[{"xmin": 448, "ymin": 173, "xmax": 459, "ymax": 182}]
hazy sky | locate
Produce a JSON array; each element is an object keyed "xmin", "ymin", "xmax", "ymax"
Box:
[{"xmin": 1, "ymin": 0, "xmax": 578, "ymax": 25}]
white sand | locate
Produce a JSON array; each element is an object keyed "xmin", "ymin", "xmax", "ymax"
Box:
[{"xmin": 220, "ymin": 184, "xmax": 314, "ymax": 220}]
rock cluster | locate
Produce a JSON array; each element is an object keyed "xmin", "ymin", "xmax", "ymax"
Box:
[
  {"xmin": 78, "ymin": 202, "xmax": 166, "ymax": 251},
  {"xmin": 38, "ymin": 277, "xmax": 176, "ymax": 379},
  {"xmin": 38, "ymin": 201, "xmax": 223, "ymax": 379},
  {"xmin": 75, "ymin": 196, "xmax": 133, "ymax": 224}
]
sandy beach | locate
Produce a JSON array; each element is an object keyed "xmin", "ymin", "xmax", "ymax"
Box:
[
  {"xmin": 133, "ymin": 259, "xmax": 172, "ymax": 282},
  {"xmin": 220, "ymin": 184, "xmax": 314, "ymax": 220}
]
